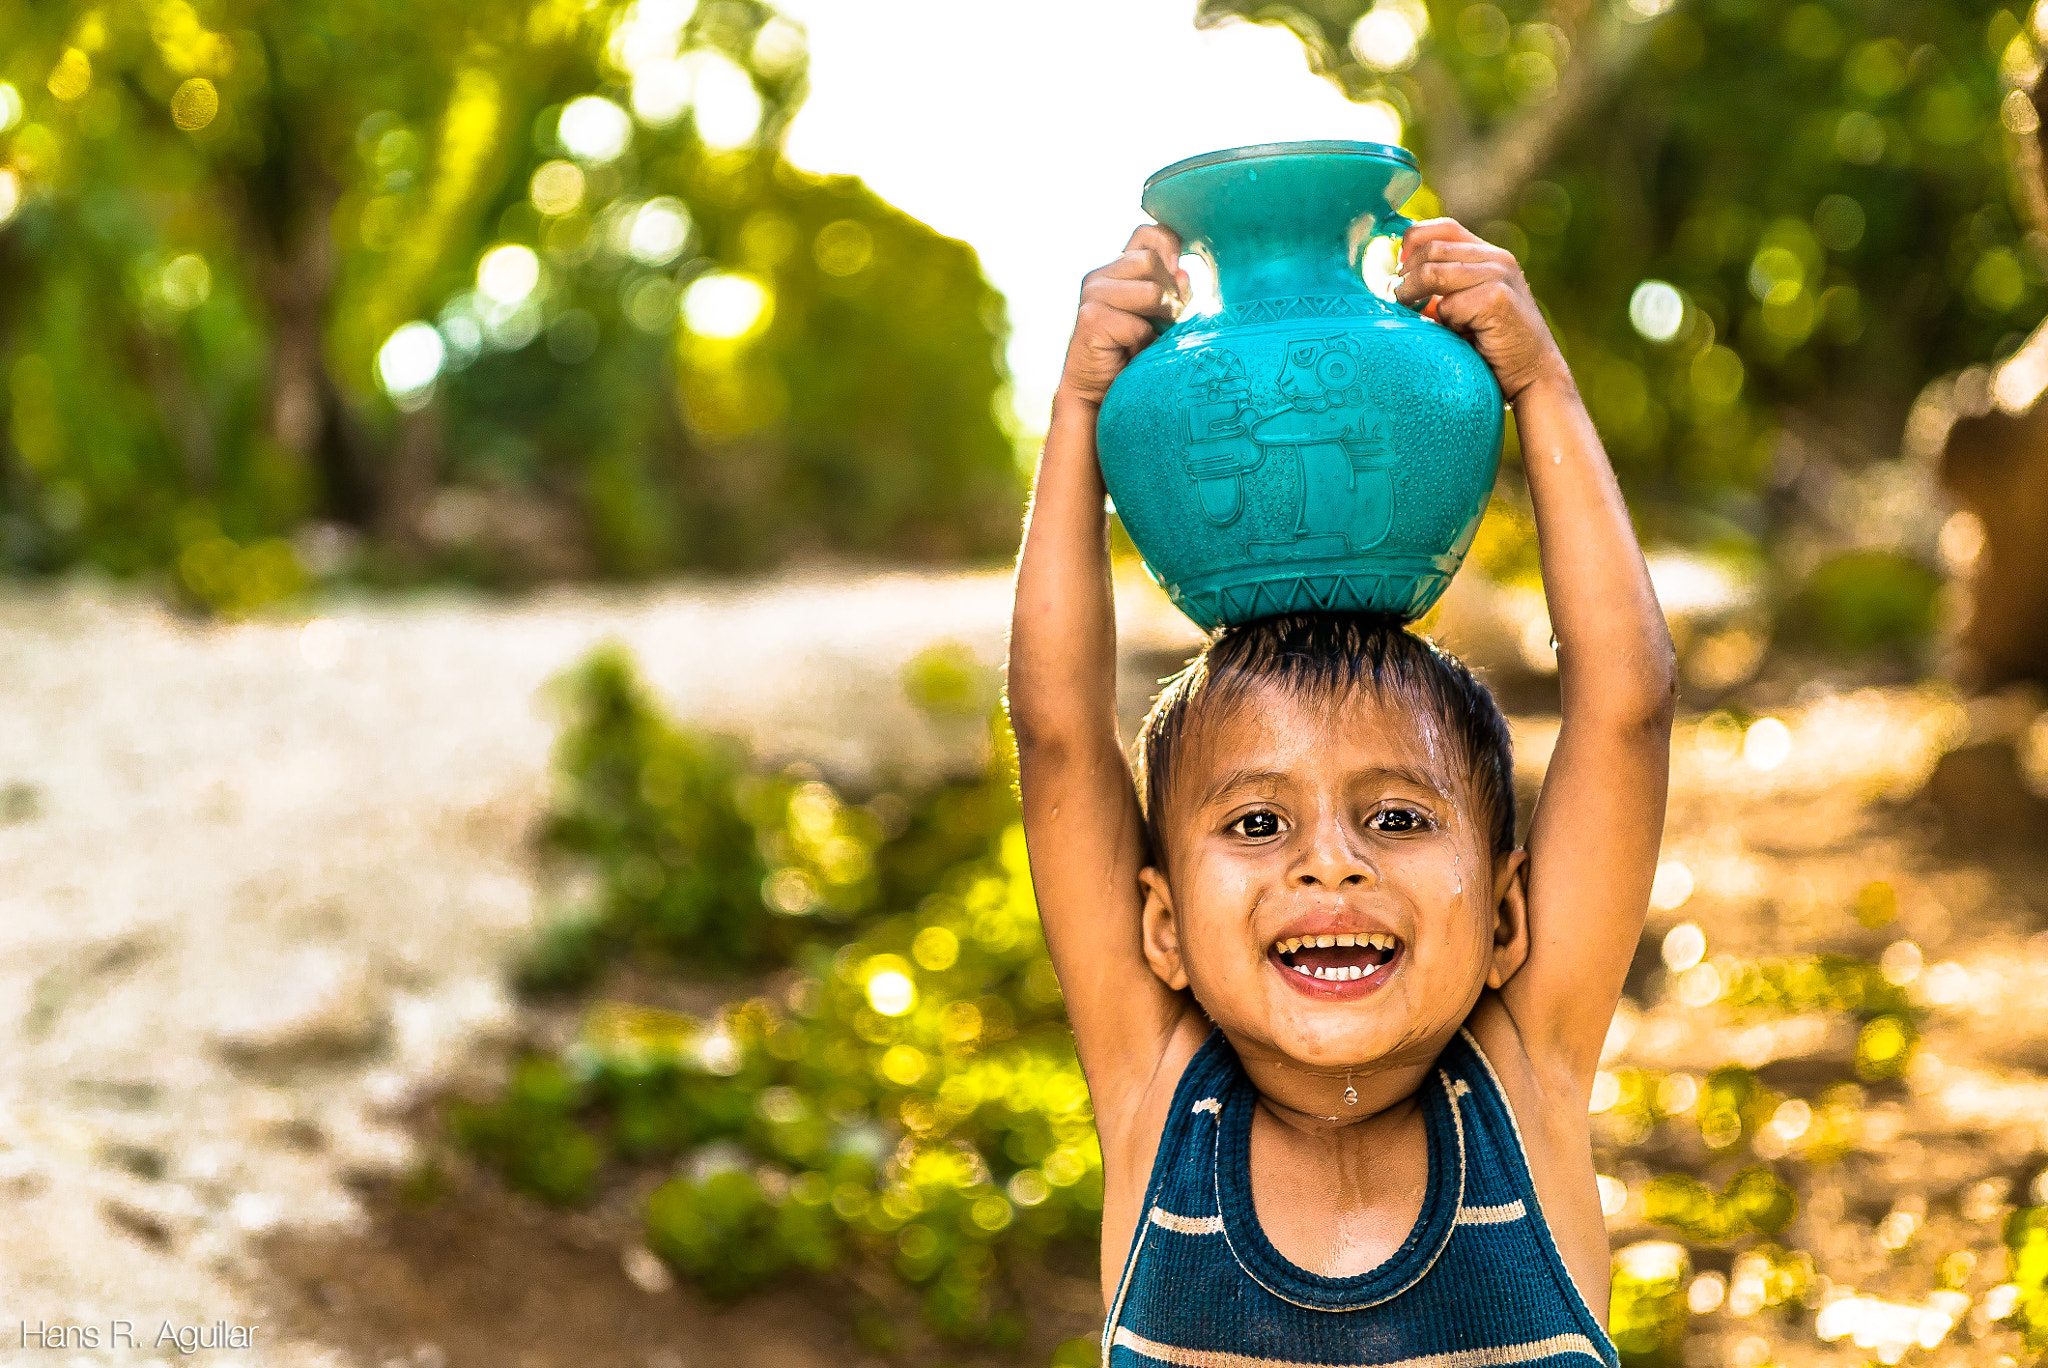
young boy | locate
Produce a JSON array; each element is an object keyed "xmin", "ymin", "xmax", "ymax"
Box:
[{"xmin": 1007, "ymin": 219, "xmax": 1675, "ymax": 1364}]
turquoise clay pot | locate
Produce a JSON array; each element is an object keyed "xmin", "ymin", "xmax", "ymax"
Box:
[{"xmin": 1097, "ymin": 141, "xmax": 1503, "ymax": 631}]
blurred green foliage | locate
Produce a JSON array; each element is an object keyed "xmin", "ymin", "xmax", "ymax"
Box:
[
  {"xmin": 1207, "ymin": 0, "xmax": 2042, "ymax": 639},
  {"xmin": 526, "ymin": 642, "xmax": 1012, "ymax": 981},
  {"xmin": 462, "ymin": 646, "xmax": 1098, "ymax": 1343},
  {"xmin": 540, "ymin": 646, "xmax": 773, "ymax": 971},
  {"xmin": 1641, "ymin": 1167, "xmax": 1796, "ymax": 1242},
  {"xmin": 2007, "ymin": 1204, "xmax": 2048, "ymax": 1348},
  {"xmin": 0, "ymin": 0, "xmax": 1018, "ymax": 606},
  {"xmin": 1785, "ymin": 547, "xmax": 1943, "ymax": 653},
  {"xmin": 1608, "ymin": 1240, "xmax": 1690, "ymax": 1366},
  {"xmin": 1717, "ymin": 951, "xmax": 1913, "ymax": 1016}
]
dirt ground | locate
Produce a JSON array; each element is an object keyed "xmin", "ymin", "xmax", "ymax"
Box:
[{"xmin": 8, "ymin": 565, "xmax": 2048, "ymax": 1367}]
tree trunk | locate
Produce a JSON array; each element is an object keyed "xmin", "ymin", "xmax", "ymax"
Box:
[{"xmin": 1931, "ymin": 24, "xmax": 2048, "ymax": 687}]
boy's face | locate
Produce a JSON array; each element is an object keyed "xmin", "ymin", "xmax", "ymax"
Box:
[{"xmin": 1140, "ymin": 680, "xmax": 1521, "ymax": 1078}]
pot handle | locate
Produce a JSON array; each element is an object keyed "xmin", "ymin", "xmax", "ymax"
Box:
[{"xmin": 1372, "ymin": 212, "xmax": 1421, "ymax": 314}]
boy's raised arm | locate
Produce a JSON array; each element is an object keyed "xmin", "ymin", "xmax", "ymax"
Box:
[
  {"xmin": 1397, "ymin": 221, "xmax": 1678, "ymax": 1090},
  {"xmin": 1007, "ymin": 226, "xmax": 1196, "ymax": 1107}
]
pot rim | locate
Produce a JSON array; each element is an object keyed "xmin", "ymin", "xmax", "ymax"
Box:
[{"xmin": 1142, "ymin": 140, "xmax": 1418, "ymax": 193}]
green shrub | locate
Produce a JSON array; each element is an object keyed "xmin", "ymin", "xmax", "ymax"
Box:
[
  {"xmin": 540, "ymin": 646, "xmax": 784, "ymax": 971},
  {"xmin": 531, "ymin": 644, "xmax": 1013, "ymax": 983},
  {"xmin": 1608, "ymin": 1240, "xmax": 1690, "ymax": 1367},
  {"xmin": 465, "ymin": 647, "xmax": 1096, "ymax": 1341},
  {"xmin": 1641, "ymin": 1167, "xmax": 1797, "ymax": 1243},
  {"xmin": 1789, "ymin": 550, "xmax": 1940, "ymax": 655},
  {"xmin": 2006, "ymin": 1205, "xmax": 2048, "ymax": 1349},
  {"xmin": 645, "ymin": 1168, "xmax": 842, "ymax": 1299},
  {"xmin": 448, "ymin": 1057, "xmax": 602, "ymax": 1204}
]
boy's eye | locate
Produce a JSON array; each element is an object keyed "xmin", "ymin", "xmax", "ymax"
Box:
[
  {"xmin": 1231, "ymin": 811, "xmax": 1282, "ymax": 839},
  {"xmin": 1368, "ymin": 807, "xmax": 1430, "ymax": 834}
]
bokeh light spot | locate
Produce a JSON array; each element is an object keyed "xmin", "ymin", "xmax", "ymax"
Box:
[
  {"xmin": 866, "ymin": 969, "xmax": 915, "ymax": 1017},
  {"xmin": 1628, "ymin": 281, "xmax": 1685, "ymax": 343},
  {"xmin": 1813, "ymin": 194, "xmax": 1866, "ymax": 251},
  {"xmin": 477, "ymin": 244, "xmax": 542, "ymax": 306},
  {"xmin": 559, "ymin": 95, "xmax": 633, "ymax": 162},
  {"xmin": 682, "ymin": 272, "xmax": 770, "ymax": 339},
  {"xmin": 628, "ymin": 197, "xmax": 693, "ymax": 265},
  {"xmin": 1650, "ymin": 860, "xmax": 1695, "ymax": 911},
  {"xmin": 1662, "ymin": 922, "xmax": 1706, "ymax": 972},
  {"xmin": 1350, "ymin": 1, "xmax": 1428, "ymax": 71},
  {"xmin": 170, "ymin": 77, "xmax": 219, "ymax": 131},
  {"xmin": 376, "ymin": 321, "xmax": 446, "ymax": 407},
  {"xmin": 47, "ymin": 49, "xmax": 92, "ymax": 103},
  {"xmin": 1742, "ymin": 717, "xmax": 1792, "ymax": 770},
  {"xmin": 529, "ymin": 159, "xmax": 585, "ymax": 217},
  {"xmin": 625, "ymin": 276, "xmax": 679, "ymax": 333},
  {"xmin": 158, "ymin": 254, "xmax": 212, "ymax": 310},
  {"xmin": 814, "ymin": 219, "xmax": 874, "ymax": 277},
  {"xmin": 690, "ymin": 52, "xmax": 763, "ymax": 150}
]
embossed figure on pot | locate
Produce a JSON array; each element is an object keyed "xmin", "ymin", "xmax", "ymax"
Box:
[{"xmin": 1096, "ymin": 141, "xmax": 1504, "ymax": 630}]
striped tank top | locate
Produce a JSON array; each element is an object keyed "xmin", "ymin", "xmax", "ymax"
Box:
[{"xmin": 1101, "ymin": 1026, "xmax": 1619, "ymax": 1368}]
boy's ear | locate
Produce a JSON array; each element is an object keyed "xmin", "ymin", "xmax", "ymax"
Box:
[
  {"xmin": 1138, "ymin": 865, "xmax": 1190, "ymax": 992},
  {"xmin": 1485, "ymin": 848, "xmax": 1531, "ymax": 992}
]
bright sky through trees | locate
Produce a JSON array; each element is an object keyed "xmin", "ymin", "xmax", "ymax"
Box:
[{"xmin": 776, "ymin": 0, "xmax": 1396, "ymax": 430}]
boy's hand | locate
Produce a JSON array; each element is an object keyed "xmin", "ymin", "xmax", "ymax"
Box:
[
  {"xmin": 1393, "ymin": 218, "xmax": 1567, "ymax": 404},
  {"xmin": 1057, "ymin": 224, "xmax": 1190, "ymax": 410}
]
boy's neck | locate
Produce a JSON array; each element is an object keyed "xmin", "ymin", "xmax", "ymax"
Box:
[{"xmin": 1229, "ymin": 1030, "xmax": 1447, "ymax": 1133}]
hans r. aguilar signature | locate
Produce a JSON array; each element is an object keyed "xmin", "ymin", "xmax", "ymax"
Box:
[{"xmin": 21, "ymin": 1321, "xmax": 259, "ymax": 1353}]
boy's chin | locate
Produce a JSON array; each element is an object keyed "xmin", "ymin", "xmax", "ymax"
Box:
[
  {"xmin": 1234, "ymin": 982, "xmax": 1469, "ymax": 1072},
  {"xmin": 1214, "ymin": 996, "xmax": 1416, "ymax": 1068}
]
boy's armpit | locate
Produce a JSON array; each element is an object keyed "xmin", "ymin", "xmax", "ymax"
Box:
[{"xmin": 1461, "ymin": 994, "xmax": 1613, "ymax": 1319}]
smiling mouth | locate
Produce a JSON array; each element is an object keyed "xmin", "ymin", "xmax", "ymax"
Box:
[{"xmin": 1270, "ymin": 932, "xmax": 1401, "ymax": 984}]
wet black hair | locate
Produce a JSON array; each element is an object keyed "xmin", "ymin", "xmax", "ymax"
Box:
[{"xmin": 1133, "ymin": 612, "xmax": 1514, "ymax": 867}]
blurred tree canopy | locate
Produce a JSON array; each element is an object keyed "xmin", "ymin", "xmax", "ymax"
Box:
[
  {"xmin": 1204, "ymin": 0, "xmax": 2046, "ymax": 579},
  {"xmin": 0, "ymin": 0, "xmax": 1021, "ymax": 607}
]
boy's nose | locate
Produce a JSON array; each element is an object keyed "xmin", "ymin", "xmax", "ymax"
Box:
[{"xmin": 1289, "ymin": 819, "xmax": 1375, "ymax": 887}]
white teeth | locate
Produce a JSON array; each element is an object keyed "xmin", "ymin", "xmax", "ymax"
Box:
[{"xmin": 1272, "ymin": 933, "xmax": 1403, "ymax": 957}]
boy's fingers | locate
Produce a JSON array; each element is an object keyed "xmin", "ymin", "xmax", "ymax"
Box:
[
  {"xmin": 1403, "ymin": 238, "xmax": 1512, "ymax": 268},
  {"xmin": 1125, "ymin": 222, "xmax": 1184, "ymax": 264},
  {"xmin": 1432, "ymin": 280, "xmax": 1519, "ymax": 332},
  {"xmin": 1393, "ymin": 259, "xmax": 1506, "ymax": 306},
  {"xmin": 1398, "ymin": 217, "xmax": 1485, "ymax": 256},
  {"xmin": 1089, "ymin": 275, "xmax": 1182, "ymax": 321},
  {"xmin": 1097, "ymin": 245, "xmax": 1182, "ymax": 294},
  {"xmin": 1093, "ymin": 253, "xmax": 1186, "ymax": 316},
  {"xmin": 1078, "ymin": 299, "xmax": 1164, "ymax": 355}
]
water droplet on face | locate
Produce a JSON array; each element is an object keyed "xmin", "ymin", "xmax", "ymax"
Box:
[{"xmin": 1344, "ymin": 1083, "xmax": 1359, "ymax": 1106}]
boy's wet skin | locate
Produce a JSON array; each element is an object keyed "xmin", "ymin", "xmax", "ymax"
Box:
[
  {"xmin": 1135, "ymin": 681, "xmax": 1526, "ymax": 1278},
  {"xmin": 1140, "ymin": 683, "xmax": 1520, "ymax": 1103}
]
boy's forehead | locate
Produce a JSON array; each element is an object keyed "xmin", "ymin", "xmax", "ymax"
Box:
[{"xmin": 1176, "ymin": 680, "xmax": 1453, "ymax": 792}]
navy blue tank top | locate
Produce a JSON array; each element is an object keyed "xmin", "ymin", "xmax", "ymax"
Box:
[{"xmin": 1102, "ymin": 1026, "xmax": 1620, "ymax": 1367}]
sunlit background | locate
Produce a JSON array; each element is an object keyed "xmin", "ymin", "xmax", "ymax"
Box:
[{"xmin": 6, "ymin": 0, "xmax": 2048, "ymax": 1364}]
